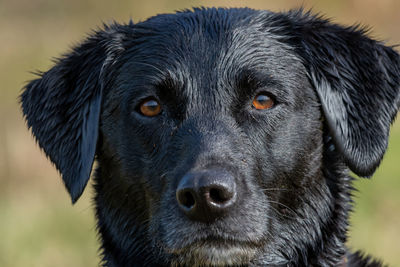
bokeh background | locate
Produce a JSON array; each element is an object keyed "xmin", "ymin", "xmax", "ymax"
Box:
[{"xmin": 0, "ymin": 0, "xmax": 399, "ymax": 266}]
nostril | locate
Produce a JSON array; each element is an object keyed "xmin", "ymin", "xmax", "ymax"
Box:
[
  {"xmin": 177, "ymin": 190, "xmax": 196, "ymax": 209},
  {"xmin": 209, "ymin": 187, "xmax": 231, "ymax": 204},
  {"xmin": 183, "ymin": 191, "xmax": 195, "ymax": 208}
]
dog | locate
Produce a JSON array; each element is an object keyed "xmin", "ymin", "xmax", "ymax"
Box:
[{"xmin": 21, "ymin": 8, "xmax": 400, "ymax": 266}]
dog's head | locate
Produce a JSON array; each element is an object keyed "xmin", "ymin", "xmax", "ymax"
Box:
[{"xmin": 21, "ymin": 8, "xmax": 399, "ymax": 266}]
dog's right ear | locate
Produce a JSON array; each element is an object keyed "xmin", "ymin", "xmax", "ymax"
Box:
[
  {"xmin": 268, "ymin": 10, "xmax": 400, "ymax": 177},
  {"xmin": 21, "ymin": 24, "xmax": 129, "ymax": 203}
]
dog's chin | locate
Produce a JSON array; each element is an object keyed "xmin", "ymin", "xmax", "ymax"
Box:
[{"xmin": 168, "ymin": 243, "xmax": 257, "ymax": 266}]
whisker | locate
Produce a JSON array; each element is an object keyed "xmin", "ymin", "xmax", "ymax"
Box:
[
  {"xmin": 267, "ymin": 200, "xmax": 302, "ymax": 220},
  {"xmin": 261, "ymin": 188, "xmax": 290, "ymax": 192},
  {"xmin": 268, "ymin": 205, "xmax": 301, "ymax": 221}
]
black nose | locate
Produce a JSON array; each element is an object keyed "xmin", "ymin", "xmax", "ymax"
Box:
[{"xmin": 176, "ymin": 169, "xmax": 237, "ymax": 222}]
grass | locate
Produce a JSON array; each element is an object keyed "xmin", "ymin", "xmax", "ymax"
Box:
[{"xmin": 0, "ymin": 192, "xmax": 98, "ymax": 267}]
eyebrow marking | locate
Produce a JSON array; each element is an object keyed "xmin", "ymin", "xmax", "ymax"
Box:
[{"xmin": 236, "ymin": 68, "xmax": 279, "ymax": 94}]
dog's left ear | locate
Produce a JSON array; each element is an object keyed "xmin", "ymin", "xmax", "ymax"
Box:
[
  {"xmin": 21, "ymin": 25, "xmax": 128, "ymax": 203},
  {"xmin": 275, "ymin": 11, "xmax": 400, "ymax": 177}
]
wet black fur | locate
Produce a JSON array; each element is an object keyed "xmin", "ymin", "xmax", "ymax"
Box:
[{"xmin": 21, "ymin": 8, "xmax": 399, "ymax": 267}]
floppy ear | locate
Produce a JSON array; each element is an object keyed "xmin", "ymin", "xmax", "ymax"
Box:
[
  {"xmin": 21, "ymin": 25, "xmax": 128, "ymax": 203},
  {"xmin": 273, "ymin": 10, "xmax": 400, "ymax": 177}
]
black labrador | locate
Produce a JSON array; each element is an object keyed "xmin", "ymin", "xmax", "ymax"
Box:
[{"xmin": 21, "ymin": 8, "xmax": 400, "ymax": 267}]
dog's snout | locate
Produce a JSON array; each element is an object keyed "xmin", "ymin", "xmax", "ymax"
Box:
[{"xmin": 176, "ymin": 169, "xmax": 237, "ymax": 222}]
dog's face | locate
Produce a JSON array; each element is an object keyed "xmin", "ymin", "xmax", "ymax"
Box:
[
  {"xmin": 100, "ymin": 14, "xmax": 324, "ymax": 264},
  {"xmin": 21, "ymin": 8, "xmax": 400, "ymax": 266}
]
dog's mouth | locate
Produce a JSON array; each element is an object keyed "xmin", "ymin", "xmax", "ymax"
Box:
[{"xmin": 164, "ymin": 237, "xmax": 260, "ymax": 266}]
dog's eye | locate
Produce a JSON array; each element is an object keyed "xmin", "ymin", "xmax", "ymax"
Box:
[
  {"xmin": 138, "ymin": 97, "xmax": 162, "ymax": 117},
  {"xmin": 252, "ymin": 93, "xmax": 274, "ymax": 110}
]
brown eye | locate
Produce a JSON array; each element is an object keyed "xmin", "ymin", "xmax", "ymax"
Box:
[
  {"xmin": 252, "ymin": 93, "xmax": 274, "ymax": 110},
  {"xmin": 139, "ymin": 98, "xmax": 162, "ymax": 117}
]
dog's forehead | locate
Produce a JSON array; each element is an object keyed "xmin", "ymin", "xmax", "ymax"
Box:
[{"xmin": 116, "ymin": 9, "xmax": 307, "ymax": 101}]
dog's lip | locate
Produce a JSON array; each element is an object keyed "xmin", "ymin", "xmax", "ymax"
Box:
[
  {"xmin": 164, "ymin": 235, "xmax": 262, "ymax": 254},
  {"xmin": 164, "ymin": 236, "xmax": 261, "ymax": 266}
]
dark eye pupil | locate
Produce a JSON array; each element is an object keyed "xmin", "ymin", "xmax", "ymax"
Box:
[
  {"xmin": 143, "ymin": 100, "xmax": 159, "ymax": 110},
  {"xmin": 138, "ymin": 98, "xmax": 162, "ymax": 117},
  {"xmin": 252, "ymin": 93, "xmax": 274, "ymax": 110},
  {"xmin": 256, "ymin": 95, "xmax": 270, "ymax": 104}
]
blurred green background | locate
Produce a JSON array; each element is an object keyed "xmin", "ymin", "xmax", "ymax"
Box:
[{"xmin": 0, "ymin": 0, "xmax": 399, "ymax": 266}]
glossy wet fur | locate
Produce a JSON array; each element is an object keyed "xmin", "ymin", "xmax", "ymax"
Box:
[{"xmin": 21, "ymin": 8, "xmax": 399, "ymax": 266}]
